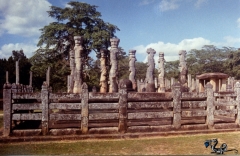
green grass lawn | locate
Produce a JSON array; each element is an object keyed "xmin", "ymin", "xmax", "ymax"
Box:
[
  {"xmin": 0, "ymin": 132, "xmax": 239, "ymax": 155},
  {"xmin": 0, "ymin": 107, "xmax": 239, "ymax": 155}
]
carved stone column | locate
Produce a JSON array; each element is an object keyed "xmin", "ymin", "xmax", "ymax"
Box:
[
  {"xmin": 68, "ymin": 49, "xmax": 75, "ymax": 93},
  {"xmin": 146, "ymin": 48, "xmax": 156, "ymax": 92},
  {"xmin": 73, "ymin": 36, "xmax": 84, "ymax": 93},
  {"xmin": 129, "ymin": 50, "xmax": 137, "ymax": 90},
  {"xmin": 109, "ymin": 38, "xmax": 120, "ymax": 93},
  {"xmin": 178, "ymin": 50, "xmax": 187, "ymax": 85},
  {"xmin": 100, "ymin": 49, "xmax": 108, "ymax": 93},
  {"xmin": 158, "ymin": 52, "xmax": 165, "ymax": 92}
]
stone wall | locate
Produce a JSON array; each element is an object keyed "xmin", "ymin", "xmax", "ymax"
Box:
[{"xmin": 3, "ymin": 81, "xmax": 240, "ymax": 136}]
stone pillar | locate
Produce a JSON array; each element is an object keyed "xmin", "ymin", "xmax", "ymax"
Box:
[
  {"xmin": 41, "ymin": 82, "xmax": 49, "ymax": 135},
  {"xmin": 16, "ymin": 60, "xmax": 19, "ymax": 84},
  {"xmin": 6, "ymin": 71, "xmax": 9, "ymax": 83},
  {"xmin": 196, "ymin": 78, "xmax": 200, "ymax": 92},
  {"xmin": 172, "ymin": 83, "xmax": 181, "ymax": 129},
  {"xmin": 221, "ymin": 79, "xmax": 227, "ymax": 91},
  {"xmin": 171, "ymin": 78, "xmax": 175, "ymax": 85},
  {"xmin": 68, "ymin": 49, "xmax": 75, "ymax": 93},
  {"xmin": 67, "ymin": 75, "xmax": 70, "ymax": 93},
  {"xmin": 46, "ymin": 67, "xmax": 50, "ymax": 87},
  {"xmin": 235, "ymin": 82, "xmax": 240, "ymax": 125},
  {"xmin": 210, "ymin": 78, "xmax": 216, "ymax": 92},
  {"xmin": 206, "ymin": 82, "xmax": 214, "ymax": 129},
  {"xmin": 188, "ymin": 74, "xmax": 191, "ymax": 89},
  {"xmin": 29, "ymin": 71, "xmax": 32, "ymax": 87},
  {"xmin": 118, "ymin": 81, "xmax": 128, "ymax": 133},
  {"xmin": 158, "ymin": 52, "xmax": 165, "ymax": 92},
  {"xmin": 191, "ymin": 78, "xmax": 195, "ymax": 91},
  {"xmin": 146, "ymin": 48, "xmax": 156, "ymax": 92},
  {"xmin": 73, "ymin": 36, "xmax": 84, "ymax": 93},
  {"xmin": 154, "ymin": 77, "xmax": 158, "ymax": 90},
  {"xmin": 100, "ymin": 49, "xmax": 108, "ymax": 93},
  {"xmin": 129, "ymin": 50, "xmax": 137, "ymax": 90},
  {"xmin": 81, "ymin": 83, "xmax": 89, "ymax": 134},
  {"xmin": 109, "ymin": 38, "xmax": 120, "ymax": 93},
  {"xmin": 178, "ymin": 50, "xmax": 187, "ymax": 85},
  {"xmin": 3, "ymin": 83, "xmax": 12, "ymax": 136}
]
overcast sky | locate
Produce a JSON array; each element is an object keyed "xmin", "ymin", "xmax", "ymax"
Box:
[{"xmin": 0, "ymin": 0, "xmax": 240, "ymax": 62}]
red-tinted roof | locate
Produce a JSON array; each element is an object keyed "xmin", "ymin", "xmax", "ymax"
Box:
[{"xmin": 196, "ymin": 72, "xmax": 228, "ymax": 79}]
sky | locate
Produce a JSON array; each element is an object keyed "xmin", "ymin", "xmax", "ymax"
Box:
[{"xmin": 0, "ymin": 0, "xmax": 240, "ymax": 62}]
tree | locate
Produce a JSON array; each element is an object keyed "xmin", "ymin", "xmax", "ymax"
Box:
[
  {"xmin": 117, "ymin": 47, "xmax": 128, "ymax": 80},
  {"xmin": 224, "ymin": 48, "xmax": 240, "ymax": 79},
  {"xmin": 30, "ymin": 1, "xmax": 119, "ymax": 91},
  {"xmin": 0, "ymin": 50, "xmax": 32, "ymax": 97},
  {"xmin": 186, "ymin": 45, "xmax": 230, "ymax": 77},
  {"xmin": 165, "ymin": 60, "xmax": 179, "ymax": 80},
  {"xmin": 37, "ymin": 1, "xmax": 119, "ymax": 58}
]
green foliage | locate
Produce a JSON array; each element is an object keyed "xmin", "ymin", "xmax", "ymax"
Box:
[
  {"xmin": 186, "ymin": 45, "xmax": 230, "ymax": 77},
  {"xmin": 165, "ymin": 60, "xmax": 179, "ymax": 80},
  {"xmin": 0, "ymin": 50, "xmax": 32, "ymax": 97},
  {"xmin": 30, "ymin": 1, "xmax": 119, "ymax": 91},
  {"xmin": 37, "ymin": 1, "xmax": 119, "ymax": 55},
  {"xmin": 30, "ymin": 48, "xmax": 70, "ymax": 92},
  {"xmin": 83, "ymin": 58, "xmax": 101, "ymax": 91},
  {"xmin": 118, "ymin": 48, "xmax": 128, "ymax": 80},
  {"xmin": 224, "ymin": 48, "xmax": 240, "ymax": 79},
  {"xmin": 135, "ymin": 62, "xmax": 148, "ymax": 81}
]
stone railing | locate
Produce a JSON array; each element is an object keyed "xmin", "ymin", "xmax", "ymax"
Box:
[{"xmin": 3, "ymin": 82, "xmax": 240, "ymax": 136}]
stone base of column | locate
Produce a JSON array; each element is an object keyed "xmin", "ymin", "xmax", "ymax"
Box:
[{"xmin": 146, "ymin": 83, "xmax": 155, "ymax": 92}]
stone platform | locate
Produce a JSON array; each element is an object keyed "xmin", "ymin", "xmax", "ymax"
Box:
[{"xmin": 0, "ymin": 128, "xmax": 240, "ymax": 143}]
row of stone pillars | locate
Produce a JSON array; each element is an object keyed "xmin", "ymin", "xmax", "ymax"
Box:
[
  {"xmin": 4, "ymin": 60, "xmax": 34, "ymax": 93},
  {"xmin": 66, "ymin": 36, "xmax": 175, "ymax": 94}
]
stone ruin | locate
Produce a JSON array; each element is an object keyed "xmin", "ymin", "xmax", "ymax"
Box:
[
  {"xmin": 65, "ymin": 35, "xmax": 197, "ymax": 93},
  {"xmin": 2, "ymin": 36, "xmax": 240, "ymax": 137}
]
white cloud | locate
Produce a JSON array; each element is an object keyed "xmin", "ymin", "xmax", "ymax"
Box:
[
  {"xmin": 139, "ymin": 0, "xmax": 155, "ymax": 6},
  {"xmin": 132, "ymin": 37, "xmax": 213, "ymax": 62},
  {"xmin": 223, "ymin": 36, "xmax": 240, "ymax": 46},
  {"xmin": 158, "ymin": 0, "xmax": 179, "ymax": 12},
  {"xmin": 237, "ymin": 18, "xmax": 240, "ymax": 28},
  {"xmin": 0, "ymin": 0, "xmax": 53, "ymax": 37},
  {"xmin": 0, "ymin": 43, "xmax": 38, "ymax": 59},
  {"xmin": 132, "ymin": 36, "xmax": 240, "ymax": 63},
  {"xmin": 195, "ymin": 0, "xmax": 208, "ymax": 8}
]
